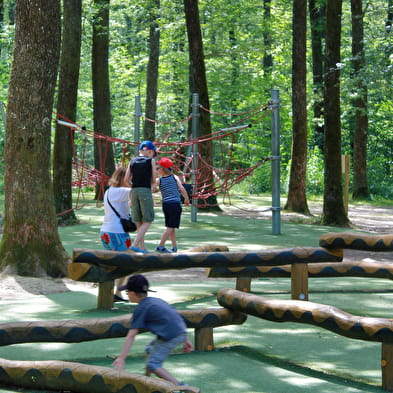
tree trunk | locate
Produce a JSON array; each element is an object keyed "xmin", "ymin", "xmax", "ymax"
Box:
[
  {"xmin": 321, "ymin": 0, "xmax": 350, "ymax": 227},
  {"xmin": 0, "ymin": 0, "xmax": 69, "ymax": 277},
  {"xmin": 184, "ymin": 0, "xmax": 219, "ymax": 210},
  {"xmin": 285, "ymin": 0, "xmax": 310, "ymax": 214},
  {"xmin": 53, "ymin": 0, "xmax": 82, "ymax": 224},
  {"xmin": 351, "ymin": 0, "xmax": 369, "ymax": 200},
  {"xmin": 144, "ymin": 0, "xmax": 160, "ymax": 141},
  {"xmin": 92, "ymin": 0, "xmax": 115, "ymax": 200},
  {"xmin": 263, "ymin": 0, "xmax": 273, "ymax": 72},
  {"xmin": 308, "ymin": 0, "xmax": 325, "ymax": 151}
]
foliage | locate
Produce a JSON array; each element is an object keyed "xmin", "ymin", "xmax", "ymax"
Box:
[{"xmin": 0, "ymin": 0, "xmax": 392, "ymax": 197}]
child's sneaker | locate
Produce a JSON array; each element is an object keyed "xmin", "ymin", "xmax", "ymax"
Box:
[
  {"xmin": 156, "ymin": 246, "xmax": 171, "ymax": 253},
  {"xmin": 171, "ymin": 246, "xmax": 178, "ymax": 253},
  {"xmin": 172, "ymin": 383, "xmax": 200, "ymax": 393}
]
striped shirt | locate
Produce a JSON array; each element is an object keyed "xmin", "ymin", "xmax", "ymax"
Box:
[{"xmin": 159, "ymin": 175, "xmax": 181, "ymax": 203}]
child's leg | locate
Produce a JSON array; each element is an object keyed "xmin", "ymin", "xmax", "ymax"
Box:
[
  {"xmin": 149, "ymin": 367, "xmax": 179, "ymax": 384},
  {"xmin": 158, "ymin": 227, "xmax": 175, "ymax": 247}
]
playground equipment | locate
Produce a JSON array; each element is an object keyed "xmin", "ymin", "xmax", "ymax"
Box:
[
  {"xmin": 208, "ymin": 231, "xmax": 393, "ymax": 292},
  {"xmin": 69, "ymin": 246, "xmax": 342, "ymax": 309},
  {"xmin": 218, "ymin": 288, "xmax": 393, "ymax": 392},
  {"xmin": 0, "ymin": 307, "xmax": 245, "ymax": 393},
  {"xmin": 2, "ymin": 231, "xmax": 393, "ymax": 392}
]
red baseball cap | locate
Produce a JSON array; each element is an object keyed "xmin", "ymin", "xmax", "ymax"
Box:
[{"xmin": 157, "ymin": 157, "xmax": 174, "ymax": 169}]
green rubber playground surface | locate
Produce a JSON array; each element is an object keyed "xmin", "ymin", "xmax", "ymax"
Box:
[{"xmin": 0, "ymin": 195, "xmax": 392, "ymax": 393}]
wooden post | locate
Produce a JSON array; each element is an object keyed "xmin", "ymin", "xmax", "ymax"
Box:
[
  {"xmin": 97, "ymin": 280, "xmax": 114, "ymax": 309},
  {"xmin": 291, "ymin": 263, "xmax": 308, "ymax": 301},
  {"xmin": 236, "ymin": 277, "xmax": 252, "ymax": 292},
  {"xmin": 382, "ymin": 343, "xmax": 393, "ymax": 391},
  {"xmin": 194, "ymin": 327, "xmax": 214, "ymax": 351}
]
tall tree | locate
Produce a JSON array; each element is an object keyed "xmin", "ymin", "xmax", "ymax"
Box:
[
  {"xmin": 92, "ymin": 0, "xmax": 115, "ymax": 199},
  {"xmin": 144, "ymin": 0, "xmax": 160, "ymax": 141},
  {"xmin": 309, "ymin": 0, "xmax": 326, "ymax": 151},
  {"xmin": 321, "ymin": 0, "xmax": 350, "ymax": 226},
  {"xmin": 285, "ymin": 0, "xmax": 310, "ymax": 214},
  {"xmin": 351, "ymin": 0, "xmax": 369, "ymax": 199},
  {"xmin": 0, "ymin": 0, "xmax": 69, "ymax": 276},
  {"xmin": 183, "ymin": 0, "xmax": 218, "ymax": 210},
  {"xmin": 263, "ymin": 0, "xmax": 273, "ymax": 73},
  {"xmin": 53, "ymin": 0, "xmax": 82, "ymax": 224}
]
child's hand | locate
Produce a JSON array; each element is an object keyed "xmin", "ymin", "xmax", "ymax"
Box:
[
  {"xmin": 183, "ymin": 338, "xmax": 194, "ymax": 353},
  {"xmin": 112, "ymin": 357, "xmax": 126, "ymax": 370}
]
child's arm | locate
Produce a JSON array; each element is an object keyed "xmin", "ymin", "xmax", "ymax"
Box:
[
  {"xmin": 183, "ymin": 336, "xmax": 193, "ymax": 353},
  {"xmin": 124, "ymin": 164, "xmax": 132, "ymax": 186},
  {"xmin": 175, "ymin": 176, "xmax": 190, "ymax": 206},
  {"xmin": 112, "ymin": 328, "xmax": 138, "ymax": 370},
  {"xmin": 150, "ymin": 158, "xmax": 157, "ymax": 189}
]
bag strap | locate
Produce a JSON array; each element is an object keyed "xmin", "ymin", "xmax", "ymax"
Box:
[{"xmin": 106, "ymin": 189, "xmax": 121, "ymax": 218}]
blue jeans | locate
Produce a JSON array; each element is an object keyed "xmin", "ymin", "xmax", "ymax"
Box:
[{"xmin": 145, "ymin": 332, "xmax": 187, "ymax": 371}]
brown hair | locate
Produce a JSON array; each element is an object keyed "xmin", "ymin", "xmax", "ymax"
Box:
[{"xmin": 108, "ymin": 167, "xmax": 127, "ymax": 187}]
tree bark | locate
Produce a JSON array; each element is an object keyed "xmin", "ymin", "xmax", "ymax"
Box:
[
  {"xmin": 92, "ymin": 0, "xmax": 115, "ymax": 200},
  {"xmin": 351, "ymin": 0, "xmax": 369, "ymax": 199},
  {"xmin": 0, "ymin": 0, "xmax": 69, "ymax": 276},
  {"xmin": 144, "ymin": 0, "xmax": 160, "ymax": 141},
  {"xmin": 308, "ymin": 0, "xmax": 325, "ymax": 151},
  {"xmin": 263, "ymin": 0, "xmax": 273, "ymax": 72},
  {"xmin": 285, "ymin": 0, "xmax": 310, "ymax": 214},
  {"xmin": 321, "ymin": 0, "xmax": 350, "ymax": 226},
  {"xmin": 53, "ymin": 0, "xmax": 82, "ymax": 224},
  {"xmin": 184, "ymin": 0, "xmax": 219, "ymax": 210}
]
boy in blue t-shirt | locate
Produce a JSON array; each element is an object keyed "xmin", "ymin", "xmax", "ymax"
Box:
[{"xmin": 112, "ymin": 274, "xmax": 194, "ymax": 386}]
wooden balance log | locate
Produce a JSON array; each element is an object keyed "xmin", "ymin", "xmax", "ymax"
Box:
[
  {"xmin": 209, "ymin": 232, "xmax": 393, "ymax": 295},
  {"xmin": 208, "ymin": 260, "xmax": 393, "ymax": 280},
  {"xmin": 0, "ymin": 358, "xmax": 200, "ymax": 393},
  {"xmin": 217, "ymin": 288, "xmax": 393, "ymax": 391},
  {"xmin": 69, "ymin": 246, "xmax": 343, "ymax": 308},
  {"xmin": 319, "ymin": 232, "xmax": 393, "ymax": 251},
  {"xmin": 0, "ymin": 308, "xmax": 246, "ymax": 351}
]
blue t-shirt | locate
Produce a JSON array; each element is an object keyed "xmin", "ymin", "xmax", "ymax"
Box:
[{"xmin": 130, "ymin": 297, "xmax": 186, "ymax": 340}]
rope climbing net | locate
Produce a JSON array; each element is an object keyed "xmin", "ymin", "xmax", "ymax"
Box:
[{"xmin": 55, "ymin": 99, "xmax": 274, "ymax": 213}]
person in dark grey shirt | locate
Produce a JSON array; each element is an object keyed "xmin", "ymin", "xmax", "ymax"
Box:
[{"xmin": 112, "ymin": 274, "xmax": 193, "ymax": 386}]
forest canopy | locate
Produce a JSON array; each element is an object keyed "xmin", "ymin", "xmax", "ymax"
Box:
[{"xmin": 0, "ymin": 0, "xmax": 392, "ymax": 198}]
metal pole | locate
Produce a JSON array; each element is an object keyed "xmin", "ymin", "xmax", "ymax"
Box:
[
  {"xmin": 134, "ymin": 95, "xmax": 141, "ymax": 154},
  {"xmin": 191, "ymin": 93, "xmax": 200, "ymax": 222},
  {"xmin": 270, "ymin": 89, "xmax": 281, "ymax": 235}
]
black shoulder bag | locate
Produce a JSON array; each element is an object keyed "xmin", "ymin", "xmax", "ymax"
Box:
[{"xmin": 107, "ymin": 191, "xmax": 137, "ymax": 233}]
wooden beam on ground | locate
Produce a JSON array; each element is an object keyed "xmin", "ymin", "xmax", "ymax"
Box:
[
  {"xmin": 70, "ymin": 247, "xmax": 343, "ymax": 283},
  {"xmin": 320, "ymin": 232, "xmax": 393, "ymax": 251}
]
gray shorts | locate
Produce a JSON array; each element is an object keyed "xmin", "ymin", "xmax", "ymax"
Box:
[
  {"xmin": 131, "ymin": 188, "xmax": 154, "ymax": 223},
  {"xmin": 145, "ymin": 332, "xmax": 186, "ymax": 371}
]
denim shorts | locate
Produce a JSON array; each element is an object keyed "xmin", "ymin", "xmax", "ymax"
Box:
[
  {"xmin": 100, "ymin": 231, "xmax": 131, "ymax": 251},
  {"xmin": 145, "ymin": 332, "xmax": 187, "ymax": 371}
]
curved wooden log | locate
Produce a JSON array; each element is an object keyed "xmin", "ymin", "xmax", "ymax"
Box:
[
  {"xmin": 69, "ymin": 247, "xmax": 343, "ymax": 282},
  {"xmin": 0, "ymin": 309, "xmax": 246, "ymax": 346},
  {"xmin": 217, "ymin": 288, "xmax": 393, "ymax": 343},
  {"xmin": 208, "ymin": 260, "xmax": 393, "ymax": 279},
  {"xmin": 0, "ymin": 358, "xmax": 200, "ymax": 393},
  {"xmin": 320, "ymin": 232, "xmax": 393, "ymax": 251}
]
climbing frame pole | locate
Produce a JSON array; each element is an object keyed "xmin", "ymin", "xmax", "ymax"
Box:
[{"xmin": 270, "ymin": 89, "xmax": 281, "ymax": 235}]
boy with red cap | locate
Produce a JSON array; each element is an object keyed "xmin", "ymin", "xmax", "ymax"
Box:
[{"xmin": 155, "ymin": 157, "xmax": 190, "ymax": 253}]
